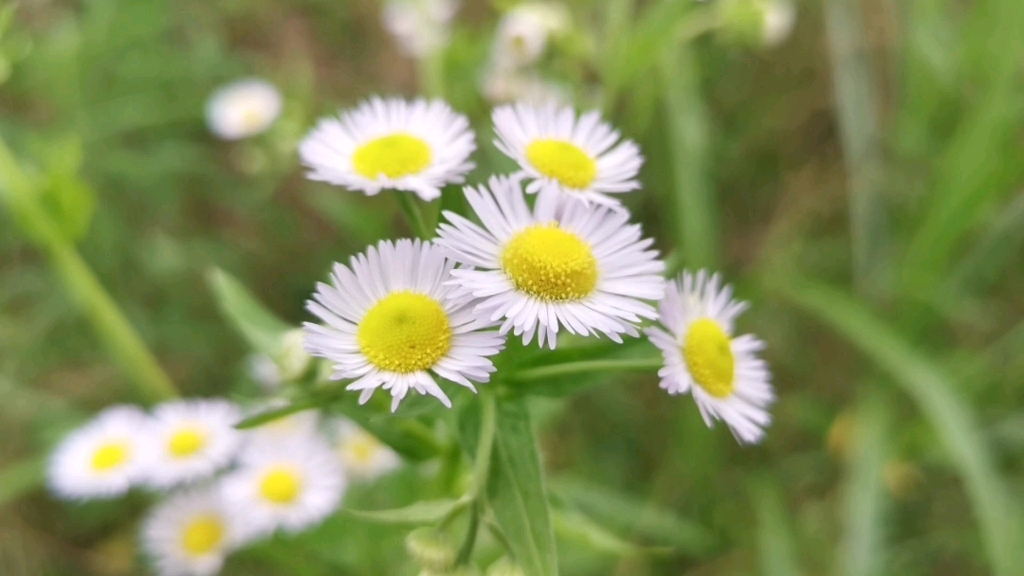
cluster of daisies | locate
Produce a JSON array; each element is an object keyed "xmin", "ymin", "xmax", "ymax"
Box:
[
  {"xmin": 48, "ymin": 399, "xmax": 400, "ymax": 575},
  {"xmin": 298, "ymin": 96, "xmax": 774, "ymax": 444}
]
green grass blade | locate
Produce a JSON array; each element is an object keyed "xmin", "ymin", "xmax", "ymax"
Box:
[
  {"xmin": 750, "ymin": 476, "xmax": 804, "ymax": 576},
  {"xmin": 778, "ymin": 278, "xmax": 1022, "ymax": 576},
  {"xmin": 659, "ymin": 43, "xmax": 717, "ymax": 270},
  {"xmin": 841, "ymin": 387, "xmax": 892, "ymax": 576},
  {"xmin": 823, "ymin": 0, "xmax": 888, "ymax": 294}
]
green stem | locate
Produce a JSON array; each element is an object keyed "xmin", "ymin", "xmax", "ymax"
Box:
[
  {"xmin": 417, "ymin": 51, "xmax": 445, "ymax": 99},
  {"xmin": 396, "ymin": 192, "xmax": 431, "ymax": 239},
  {"xmin": 0, "ymin": 136, "xmax": 178, "ymax": 404},
  {"xmin": 509, "ymin": 358, "xmax": 663, "ymax": 382},
  {"xmin": 455, "ymin": 499, "xmax": 481, "ymax": 565},
  {"xmin": 469, "ymin": 390, "xmax": 497, "ymax": 499}
]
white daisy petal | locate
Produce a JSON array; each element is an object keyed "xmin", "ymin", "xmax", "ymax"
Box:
[
  {"xmin": 303, "ymin": 239, "xmax": 505, "ymax": 410},
  {"xmin": 492, "ymin": 103, "xmax": 643, "ymax": 208},
  {"xmin": 644, "ymin": 271, "xmax": 776, "ymax": 445},
  {"xmin": 143, "ymin": 399, "xmax": 245, "ymax": 489},
  {"xmin": 220, "ymin": 436, "xmax": 345, "ymax": 538},
  {"xmin": 48, "ymin": 405, "xmax": 154, "ymax": 500},
  {"xmin": 299, "ymin": 97, "xmax": 476, "ymax": 201},
  {"xmin": 437, "ymin": 175, "xmax": 665, "ymax": 349},
  {"xmin": 142, "ymin": 487, "xmax": 253, "ymax": 576}
]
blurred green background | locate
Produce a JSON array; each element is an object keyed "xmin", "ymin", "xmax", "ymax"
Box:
[{"xmin": 1, "ymin": 0, "xmax": 1022, "ymax": 575}]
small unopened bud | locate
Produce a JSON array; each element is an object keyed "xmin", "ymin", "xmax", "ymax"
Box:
[
  {"xmin": 487, "ymin": 557, "xmax": 526, "ymax": 576},
  {"xmin": 883, "ymin": 460, "xmax": 924, "ymax": 500},
  {"xmin": 276, "ymin": 328, "xmax": 312, "ymax": 381},
  {"xmin": 406, "ymin": 527, "xmax": 458, "ymax": 573},
  {"xmin": 826, "ymin": 411, "xmax": 855, "ymax": 460},
  {"xmin": 719, "ymin": 0, "xmax": 796, "ymax": 49}
]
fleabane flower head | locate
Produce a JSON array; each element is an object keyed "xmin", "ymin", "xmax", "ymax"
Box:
[
  {"xmin": 331, "ymin": 418, "xmax": 402, "ymax": 482},
  {"xmin": 492, "ymin": 103, "xmax": 643, "ymax": 208},
  {"xmin": 143, "ymin": 399, "xmax": 244, "ymax": 489},
  {"xmin": 220, "ymin": 436, "xmax": 345, "ymax": 537},
  {"xmin": 303, "ymin": 239, "xmax": 505, "ymax": 411},
  {"xmin": 48, "ymin": 405, "xmax": 153, "ymax": 500},
  {"xmin": 492, "ymin": 2, "xmax": 571, "ymax": 70},
  {"xmin": 205, "ymin": 78, "xmax": 283, "ymax": 141},
  {"xmin": 299, "ymin": 97, "xmax": 475, "ymax": 201},
  {"xmin": 645, "ymin": 271, "xmax": 774, "ymax": 444},
  {"xmin": 383, "ymin": 0, "xmax": 460, "ymax": 59},
  {"xmin": 437, "ymin": 176, "xmax": 666, "ymax": 349},
  {"xmin": 142, "ymin": 487, "xmax": 250, "ymax": 576}
]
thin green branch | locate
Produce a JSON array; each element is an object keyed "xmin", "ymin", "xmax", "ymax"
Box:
[
  {"xmin": 396, "ymin": 192, "xmax": 432, "ymax": 239},
  {"xmin": 0, "ymin": 135, "xmax": 178, "ymax": 404},
  {"xmin": 509, "ymin": 358, "xmax": 663, "ymax": 382}
]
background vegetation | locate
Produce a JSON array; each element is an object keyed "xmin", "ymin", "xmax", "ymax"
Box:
[{"xmin": 1, "ymin": 0, "xmax": 1022, "ymax": 574}]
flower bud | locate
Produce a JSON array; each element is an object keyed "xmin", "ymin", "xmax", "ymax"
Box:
[
  {"xmin": 883, "ymin": 460, "xmax": 924, "ymax": 500},
  {"xmin": 276, "ymin": 328, "xmax": 312, "ymax": 382},
  {"xmin": 406, "ymin": 527, "xmax": 458, "ymax": 573},
  {"xmin": 718, "ymin": 0, "xmax": 796, "ymax": 49},
  {"xmin": 487, "ymin": 557, "xmax": 526, "ymax": 576}
]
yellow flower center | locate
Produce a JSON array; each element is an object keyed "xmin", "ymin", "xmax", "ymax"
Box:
[
  {"xmin": 259, "ymin": 466, "xmax": 303, "ymax": 504},
  {"xmin": 352, "ymin": 133, "xmax": 432, "ymax": 179},
  {"xmin": 91, "ymin": 442, "xmax": 130, "ymax": 472},
  {"xmin": 501, "ymin": 224, "xmax": 598, "ymax": 302},
  {"xmin": 239, "ymin": 106, "xmax": 266, "ymax": 131},
  {"xmin": 357, "ymin": 292, "xmax": 452, "ymax": 373},
  {"xmin": 181, "ymin": 515, "xmax": 225, "ymax": 556},
  {"xmin": 525, "ymin": 139, "xmax": 597, "ymax": 189},
  {"xmin": 168, "ymin": 427, "xmax": 208, "ymax": 458},
  {"xmin": 683, "ymin": 318, "xmax": 736, "ymax": 398}
]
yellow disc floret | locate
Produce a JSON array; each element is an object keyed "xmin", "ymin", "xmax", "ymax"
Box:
[
  {"xmin": 357, "ymin": 292, "xmax": 452, "ymax": 373},
  {"xmin": 347, "ymin": 433, "xmax": 382, "ymax": 464},
  {"xmin": 352, "ymin": 133, "xmax": 432, "ymax": 179},
  {"xmin": 168, "ymin": 428, "xmax": 207, "ymax": 458},
  {"xmin": 181, "ymin": 515, "xmax": 225, "ymax": 556},
  {"xmin": 259, "ymin": 466, "xmax": 303, "ymax": 504},
  {"xmin": 683, "ymin": 318, "xmax": 736, "ymax": 398},
  {"xmin": 525, "ymin": 139, "xmax": 597, "ymax": 189},
  {"xmin": 91, "ymin": 442, "xmax": 130, "ymax": 472},
  {"xmin": 501, "ymin": 224, "xmax": 598, "ymax": 302}
]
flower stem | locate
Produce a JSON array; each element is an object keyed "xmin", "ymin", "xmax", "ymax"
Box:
[
  {"xmin": 469, "ymin": 390, "xmax": 497, "ymax": 499},
  {"xmin": 396, "ymin": 192, "xmax": 432, "ymax": 239},
  {"xmin": 417, "ymin": 51, "xmax": 446, "ymax": 99},
  {"xmin": 509, "ymin": 357, "xmax": 664, "ymax": 382},
  {"xmin": 0, "ymin": 136, "xmax": 179, "ymax": 404}
]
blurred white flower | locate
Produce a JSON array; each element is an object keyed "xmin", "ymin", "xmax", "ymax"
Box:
[
  {"xmin": 220, "ymin": 436, "xmax": 346, "ymax": 537},
  {"xmin": 205, "ymin": 78, "xmax": 283, "ymax": 141},
  {"xmin": 48, "ymin": 406, "xmax": 153, "ymax": 500},
  {"xmin": 492, "ymin": 2, "xmax": 570, "ymax": 70},
  {"xmin": 276, "ymin": 328, "xmax": 312, "ymax": 381},
  {"xmin": 762, "ymin": 0, "xmax": 796, "ymax": 47},
  {"xmin": 142, "ymin": 487, "xmax": 252, "ymax": 576},
  {"xmin": 331, "ymin": 418, "xmax": 401, "ymax": 482},
  {"xmin": 143, "ymin": 399, "xmax": 245, "ymax": 490},
  {"xmin": 383, "ymin": 0, "xmax": 460, "ymax": 59}
]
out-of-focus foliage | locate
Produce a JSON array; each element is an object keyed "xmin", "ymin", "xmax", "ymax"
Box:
[{"xmin": 1, "ymin": 0, "xmax": 1022, "ymax": 574}]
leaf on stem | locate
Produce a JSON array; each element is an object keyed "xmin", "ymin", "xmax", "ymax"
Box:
[
  {"xmin": 206, "ymin": 267, "xmax": 293, "ymax": 356},
  {"xmin": 346, "ymin": 498, "xmax": 469, "ymax": 525}
]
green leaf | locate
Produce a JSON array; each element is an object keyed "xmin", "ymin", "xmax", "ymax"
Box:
[
  {"xmin": 505, "ymin": 339, "xmax": 660, "ymax": 397},
  {"xmin": 840, "ymin": 387, "xmax": 892, "ymax": 576},
  {"xmin": 459, "ymin": 398, "xmax": 559, "ymax": 576},
  {"xmin": 552, "ymin": 509, "xmax": 648, "ymax": 557},
  {"xmin": 778, "ymin": 277, "xmax": 1023, "ymax": 576},
  {"xmin": 206, "ymin": 267, "xmax": 293, "ymax": 356},
  {"xmin": 750, "ymin": 476, "xmax": 804, "ymax": 576},
  {"xmin": 549, "ymin": 477, "xmax": 716, "ymax": 557},
  {"xmin": 41, "ymin": 173, "xmax": 96, "ymax": 243},
  {"xmin": 345, "ymin": 498, "xmax": 469, "ymax": 525}
]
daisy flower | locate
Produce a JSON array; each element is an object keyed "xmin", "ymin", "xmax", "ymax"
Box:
[
  {"xmin": 220, "ymin": 437, "xmax": 345, "ymax": 537},
  {"xmin": 303, "ymin": 239, "xmax": 505, "ymax": 411},
  {"xmin": 436, "ymin": 176, "xmax": 665, "ymax": 349},
  {"xmin": 383, "ymin": 0, "xmax": 460, "ymax": 59},
  {"xmin": 492, "ymin": 103, "xmax": 643, "ymax": 208},
  {"xmin": 48, "ymin": 405, "xmax": 153, "ymax": 500},
  {"xmin": 205, "ymin": 78, "xmax": 283, "ymax": 141},
  {"xmin": 644, "ymin": 270, "xmax": 774, "ymax": 444},
  {"xmin": 299, "ymin": 97, "xmax": 475, "ymax": 201},
  {"xmin": 144, "ymin": 399, "xmax": 244, "ymax": 489},
  {"xmin": 491, "ymin": 2, "xmax": 571, "ymax": 70},
  {"xmin": 331, "ymin": 418, "xmax": 402, "ymax": 482},
  {"xmin": 142, "ymin": 487, "xmax": 250, "ymax": 576}
]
